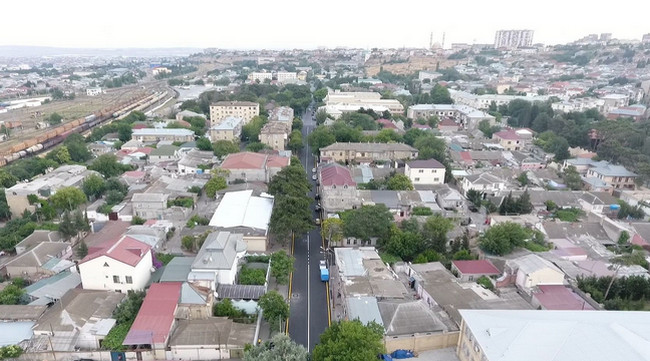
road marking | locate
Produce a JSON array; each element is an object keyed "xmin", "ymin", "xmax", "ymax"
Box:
[
  {"xmin": 286, "ymin": 233, "xmax": 295, "ymax": 335},
  {"xmin": 307, "ymin": 234, "xmax": 311, "ymax": 350},
  {"xmin": 326, "ymin": 281, "xmax": 332, "ymax": 327}
]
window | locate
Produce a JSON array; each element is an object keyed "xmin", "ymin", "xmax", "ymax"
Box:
[
  {"xmin": 415, "ymin": 177, "xmax": 420, "ymax": 181},
  {"xmin": 125, "ymin": 276, "xmax": 133, "ymax": 284},
  {"xmin": 113, "ymin": 275, "xmax": 120, "ymax": 284},
  {"xmin": 434, "ymin": 178, "xmax": 439, "ymax": 182},
  {"xmin": 418, "ymin": 169, "xmax": 424, "ymax": 173}
]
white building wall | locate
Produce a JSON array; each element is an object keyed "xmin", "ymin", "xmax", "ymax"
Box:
[
  {"xmin": 516, "ymin": 268, "xmax": 564, "ymax": 291},
  {"xmin": 79, "ymin": 252, "xmax": 152, "ymax": 292},
  {"xmin": 405, "ymin": 165, "xmax": 445, "ymax": 185}
]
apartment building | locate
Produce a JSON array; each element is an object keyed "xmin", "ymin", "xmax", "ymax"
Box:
[
  {"xmin": 449, "ymin": 90, "xmax": 549, "ymax": 111},
  {"xmin": 209, "ymin": 116, "xmax": 243, "ymax": 142},
  {"xmin": 320, "ymin": 90, "xmax": 404, "ymax": 119},
  {"xmin": 132, "ymin": 128, "xmax": 195, "ymax": 143},
  {"xmin": 320, "ymin": 142, "xmax": 418, "ymax": 163},
  {"xmin": 407, "ymin": 104, "xmax": 495, "ymax": 131},
  {"xmin": 259, "ymin": 121, "xmax": 289, "ymax": 151},
  {"xmin": 209, "ymin": 101, "xmax": 260, "ymax": 126},
  {"xmin": 247, "ymin": 72, "xmax": 272, "ymax": 82},
  {"xmin": 276, "ymin": 72, "xmax": 297, "ymax": 83},
  {"xmin": 494, "ymin": 29, "xmax": 534, "ymax": 48}
]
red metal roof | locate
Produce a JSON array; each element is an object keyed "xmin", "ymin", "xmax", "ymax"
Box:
[
  {"xmin": 320, "ymin": 163, "xmax": 355, "ymax": 187},
  {"xmin": 438, "ymin": 119, "xmax": 458, "ymax": 127},
  {"xmin": 123, "ymin": 282, "xmax": 182, "ymax": 346},
  {"xmin": 533, "ymin": 285, "xmax": 594, "ymax": 310},
  {"xmin": 493, "ymin": 129, "xmax": 521, "ymax": 140},
  {"xmin": 459, "ymin": 151, "xmax": 473, "ymax": 163},
  {"xmin": 267, "ymin": 154, "xmax": 290, "ymax": 168},
  {"xmin": 452, "ymin": 260, "xmax": 500, "ymax": 275},
  {"xmin": 377, "ymin": 118, "xmax": 397, "ymax": 129},
  {"xmin": 81, "ymin": 235, "xmax": 151, "ymax": 267}
]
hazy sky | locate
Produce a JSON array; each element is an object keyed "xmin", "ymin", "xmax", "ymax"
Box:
[{"xmin": 2, "ymin": 0, "xmax": 648, "ymax": 49}]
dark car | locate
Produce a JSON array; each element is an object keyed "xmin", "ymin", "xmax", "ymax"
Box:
[{"xmin": 469, "ymin": 205, "xmax": 479, "ymax": 213}]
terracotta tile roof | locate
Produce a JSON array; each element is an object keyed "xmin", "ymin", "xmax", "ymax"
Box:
[
  {"xmin": 377, "ymin": 118, "xmax": 397, "ymax": 129},
  {"xmin": 267, "ymin": 155, "xmax": 290, "ymax": 168},
  {"xmin": 81, "ymin": 235, "xmax": 151, "ymax": 267},
  {"xmin": 221, "ymin": 152, "xmax": 266, "ymax": 169},
  {"xmin": 493, "ymin": 129, "xmax": 521, "ymax": 140}
]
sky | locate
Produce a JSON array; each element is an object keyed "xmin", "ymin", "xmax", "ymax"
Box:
[{"xmin": 1, "ymin": 0, "xmax": 648, "ymax": 49}]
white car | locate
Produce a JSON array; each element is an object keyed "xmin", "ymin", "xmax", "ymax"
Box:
[
  {"xmin": 312, "ymin": 174, "xmax": 317, "ymax": 181},
  {"xmin": 312, "ymin": 168, "xmax": 316, "ymax": 173},
  {"xmin": 319, "ymin": 260, "xmax": 327, "ymax": 269}
]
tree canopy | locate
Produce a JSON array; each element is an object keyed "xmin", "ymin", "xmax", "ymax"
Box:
[
  {"xmin": 312, "ymin": 320, "xmax": 385, "ymax": 361},
  {"xmin": 340, "ymin": 204, "xmax": 393, "ymax": 243},
  {"xmin": 244, "ymin": 334, "xmax": 308, "ymax": 361}
]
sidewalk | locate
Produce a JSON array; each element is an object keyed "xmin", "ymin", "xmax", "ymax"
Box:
[{"xmin": 329, "ymin": 263, "xmax": 345, "ymax": 322}]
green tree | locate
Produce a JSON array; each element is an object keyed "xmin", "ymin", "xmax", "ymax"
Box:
[
  {"xmin": 268, "ymin": 163, "xmax": 312, "ymax": 197},
  {"xmin": 241, "ymin": 115, "xmax": 267, "ymax": 141},
  {"xmin": 73, "ymin": 209, "xmax": 90, "ymax": 236},
  {"xmin": 0, "ymin": 170, "xmax": 18, "ymax": 188},
  {"xmin": 0, "ymin": 345, "xmax": 23, "ymax": 359},
  {"xmin": 270, "ymin": 250, "xmax": 294, "ymax": 285},
  {"xmin": 239, "ymin": 265, "xmax": 267, "ymax": 285},
  {"xmin": 89, "ymin": 154, "xmax": 132, "ymax": 177},
  {"xmin": 116, "ymin": 123, "xmax": 133, "ymax": 142},
  {"xmin": 205, "ymin": 176, "xmax": 227, "ymax": 198},
  {"xmin": 321, "ymin": 218, "xmax": 344, "ymax": 245},
  {"xmin": 287, "ymin": 130, "xmax": 304, "ymax": 153},
  {"xmin": 196, "ymin": 137, "xmax": 213, "ymax": 151},
  {"xmin": 82, "ymin": 174, "xmax": 106, "ymax": 200},
  {"xmin": 213, "ymin": 140, "xmax": 240, "ymax": 157},
  {"xmin": 340, "ymin": 204, "xmax": 393, "ymax": 243},
  {"xmin": 76, "ymin": 241, "xmax": 88, "ymax": 258},
  {"xmin": 517, "ymin": 172, "xmax": 529, "ymax": 186},
  {"xmin": 430, "ymin": 84, "xmax": 453, "ymax": 104},
  {"xmin": 563, "ymin": 165, "xmax": 583, "ymax": 190},
  {"xmin": 421, "ymin": 214, "xmax": 454, "ymax": 253},
  {"xmin": 244, "ymin": 334, "xmax": 308, "ymax": 361},
  {"xmin": 64, "ymin": 134, "xmax": 92, "ymax": 162},
  {"xmin": 246, "ymin": 142, "xmax": 269, "ymax": 152},
  {"xmin": 58, "ymin": 211, "xmax": 77, "ymax": 240},
  {"xmin": 269, "ymin": 195, "xmax": 313, "ymax": 244},
  {"xmin": 479, "ymin": 222, "xmax": 530, "ymax": 255},
  {"xmin": 312, "ymin": 320, "xmax": 385, "ymax": 361},
  {"xmin": 313, "ymin": 88, "xmax": 328, "ymax": 103},
  {"xmin": 385, "ymin": 226, "xmax": 425, "ymax": 261},
  {"xmin": 292, "ymin": 117, "xmax": 303, "ymax": 131},
  {"xmin": 213, "ymin": 298, "xmax": 247, "ymax": 319},
  {"xmin": 50, "ymin": 187, "xmax": 86, "ymax": 211},
  {"xmin": 47, "ymin": 112, "xmax": 63, "ymax": 125},
  {"xmin": 0, "ymin": 284, "xmax": 25, "ymax": 305},
  {"xmin": 258, "ymin": 291, "xmax": 289, "ymax": 331},
  {"xmin": 307, "ymin": 126, "xmax": 336, "ymax": 154},
  {"xmin": 466, "ymin": 189, "xmax": 483, "ymax": 207},
  {"xmin": 47, "ymin": 145, "xmax": 72, "ymax": 164},
  {"xmin": 618, "ymin": 231, "xmax": 630, "ymax": 245},
  {"xmin": 386, "ymin": 174, "xmax": 414, "ymax": 190}
]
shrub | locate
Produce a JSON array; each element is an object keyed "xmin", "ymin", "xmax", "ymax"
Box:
[
  {"xmin": 476, "ymin": 276, "xmax": 494, "ymax": 290},
  {"xmin": 238, "ymin": 265, "xmax": 266, "ymax": 285},
  {"xmin": 412, "ymin": 206, "xmax": 433, "ymax": 216}
]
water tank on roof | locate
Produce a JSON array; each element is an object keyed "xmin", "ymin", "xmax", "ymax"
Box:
[{"xmin": 610, "ymin": 204, "xmax": 621, "ymax": 210}]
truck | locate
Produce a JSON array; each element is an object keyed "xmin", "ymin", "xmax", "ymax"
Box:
[{"xmin": 319, "ymin": 260, "xmax": 329, "ymax": 281}]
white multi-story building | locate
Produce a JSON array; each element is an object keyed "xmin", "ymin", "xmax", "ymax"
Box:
[
  {"xmin": 494, "ymin": 30, "xmax": 534, "ymax": 48},
  {"xmin": 320, "ymin": 90, "xmax": 404, "ymax": 118},
  {"xmin": 449, "ymin": 89, "xmax": 549, "ymax": 111},
  {"xmin": 407, "ymin": 104, "xmax": 495, "ymax": 131},
  {"xmin": 86, "ymin": 87, "xmax": 102, "ymax": 96},
  {"xmin": 405, "ymin": 159, "xmax": 446, "ymax": 185},
  {"xmin": 247, "ymin": 72, "xmax": 273, "ymax": 82},
  {"xmin": 275, "ymin": 72, "xmax": 297, "ymax": 83}
]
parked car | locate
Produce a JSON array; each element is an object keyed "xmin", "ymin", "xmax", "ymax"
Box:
[{"xmin": 315, "ymin": 218, "xmax": 321, "ymax": 225}]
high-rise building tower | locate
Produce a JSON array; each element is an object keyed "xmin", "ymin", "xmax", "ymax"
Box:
[{"xmin": 494, "ymin": 30, "xmax": 534, "ymax": 49}]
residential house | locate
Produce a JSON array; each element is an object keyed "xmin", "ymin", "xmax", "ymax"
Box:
[
  {"xmin": 437, "ymin": 118, "xmax": 459, "ymax": 133},
  {"xmin": 407, "ymin": 104, "xmax": 494, "ymax": 131},
  {"xmin": 405, "ymin": 159, "xmax": 446, "ymax": 185},
  {"xmin": 460, "ymin": 173, "xmax": 507, "ymax": 196},
  {"xmin": 188, "ymin": 231, "xmax": 247, "ymax": 289},
  {"xmin": 320, "ymin": 142, "xmax": 418, "ymax": 164},
  {"xmin": 132, "ymin": 128, "xmax": 195, "ymax": 143},
  {"xmin": 319, "ymin": 163, "xmax": 358, "ymax": 214},
  {"xmin": 131, "ymin": 192, "xmax": 169, "ymax": 220},
  {"xmin": 585, "ymin": 162, "xmax": 637, "ymax": 191},
  {"xmin": 220, "ymin": 152, "xmax": 290, "ymax": 183},
  {"xmin": 178, "ymin": 149, "xmax": 218, "ymax": 174},
  {"xmin": 493, "ymin": 129, "xmax": 525, "ymax": 151},
  {"xmin": 168, "ymin": 318, "xmax": 255, "ymax": 360},
  {"xmin": 32, "ymin": 289, "xmax": 125, "ymax": 351},
  {"xmin": 530, "ymin": 285, "xmax": 595, "ymax": 310},
  {"xmin": 431, "ymin": 184, "xmax": 464, "ymax": 210},
  {"xmin": 14, "ymin": 230, "xmax": 61, "ymax": 255},
  {"xmin": 259, "ymin": 121, "xmax": 289, "ymax": 151},
  {"xmin": 268, "ymin": 106, "xmax": 294, "ymax": 130},
  {"xmin": 123, "ymin": 282, "xmax": 181, "ymax": 355},
  {"xmin": 5, "ymin": 165, "xmax": 98, "ymax": 217},
  {"xmin": 79, "ymin": 235, "xmax": 153, "ymax": 292},
  {"xmin": 4, "ymin": 242, "xmax": 73, "ymax": 280},
  {"xmin": 208, "ymin": 190, "xmax": 274, "ymax": 252},
  {"xmin": 209, "ymin": 116, "xmax": 243, "ymax": 142},
  {"xmin": 456, "ymin": 309, "xmax": 650, "ymax": 361},
  {"xmin": 209, "ymin": 101, "xmax": 259, "ymax": 126},
  {"xmin": 148, "ymin": 145, "xmax": 181, "ymax": 163},
  {"xmin": 503, "ymin": 254, "xmax": 565, "ymax": 295},
  {"xmin": 451, "ymin": 260, "xmax": 501, "ymax": 282},
  {"xmin": 24, "ymin": 271, "xmax": 81, "ymax": 304}
]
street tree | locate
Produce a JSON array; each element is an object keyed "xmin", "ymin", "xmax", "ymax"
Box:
[
  {"xmin": 205, "ymin": 175, "xmax": 227, "ymax": 198},
  {"xmin": 268, "ymin": 164, "xmax": 312, "ymax": 197},
  {"xmin": 479, "ymin": 222, "xmax": 530, "ymax": 255},
  {"xmin": 421, "ymin": 214, "xmax": 454, "ymax": 253},
  {"xmin": 321, "ymin": 218, "xmax": 344, "ymax": 245},
  {"xmin": 244, "ymin": 333, "xmax": 308, "ymax": 361},
  {"xmin": 258, "ymin": 291, "xmax": 289, "ymax": 331},
  {"xmin": 307, "ymin": 126, "xmax": 336, "ymax": 154},
  {"xmin": 269, "ymin": 195, "xmax": 313, "ymax": 244},
  {"xmin": 287, "ymin": 130, "xmax": 304, "ymax": 153},
  {"xmin": 312, "ymin": 320, "xmax": 385, "ymax": 361},
  {"xmin": 49, "ymin": 187, "xmax": 86, "ymax": 212}
]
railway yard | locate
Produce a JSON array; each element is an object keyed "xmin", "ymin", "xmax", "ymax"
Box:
[{"xmin": 0, "ymin": 80, "xmax": 175, "ymax": 166}]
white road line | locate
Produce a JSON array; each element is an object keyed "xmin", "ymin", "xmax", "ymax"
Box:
[{"xmin": 307, "ymin": 233, "xmax": 311, "ymax": 350}]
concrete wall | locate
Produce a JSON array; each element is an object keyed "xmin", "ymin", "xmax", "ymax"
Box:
[
  {"xmin": 79, "ymin": 252, "xmax": 152, "ymax": 292},
  {"xmin": 169, "ymin": 346, "xmax": 234, "ymax": 360},
  {"xmin": 244, "ymin": 236, "xmax": 267, "ymax": 252},
  {"xmin": 384, "ymin": 331, "xmax": 459, "ymax": 354},
  {"xmin": 225, "ymin": 168, "xmax": 266, "ymax": 183}
]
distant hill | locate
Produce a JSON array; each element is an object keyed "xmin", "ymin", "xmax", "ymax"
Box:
[{"xmin": 0, "ymin": 46, "xmax": 203, "ymax": 58}]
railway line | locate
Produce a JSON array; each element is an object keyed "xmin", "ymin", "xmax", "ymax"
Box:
[{"xmin": 0, "ymin": 87, "xmax": 173, "ymax": 167}]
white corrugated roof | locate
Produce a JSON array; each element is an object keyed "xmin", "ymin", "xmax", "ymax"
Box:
[
  {"xmin": 209, "ymin": 190, "xmax": 274, "ymax": 231},
  {"xmin": 460, "ymin": 309, "xmax": 650, "ymax": 361}
]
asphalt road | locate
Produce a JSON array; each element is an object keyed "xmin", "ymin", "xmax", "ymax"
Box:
[{"xmin": 288, "ymin": 104, "xmax": 330, "ymax": 351}]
